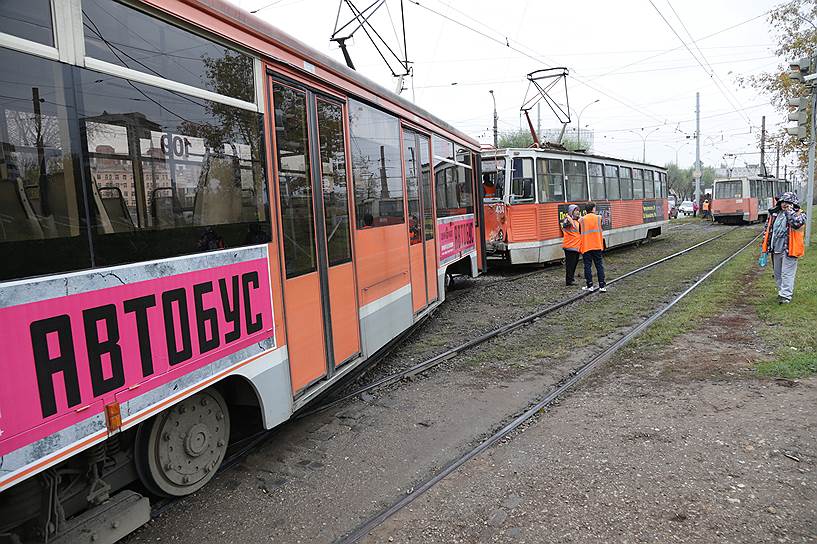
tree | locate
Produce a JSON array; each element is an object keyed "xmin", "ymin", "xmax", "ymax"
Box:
[
  {"xmin": 664, "ymin": 163, "xmax": 717, "ymax": 200},
  {"xmin": 738, "ymin": 0, "xmax": 817, "ymax": 169},
  {"xmin": 497, "ymin": 128, "xmax": 534, "ymax": 149}
]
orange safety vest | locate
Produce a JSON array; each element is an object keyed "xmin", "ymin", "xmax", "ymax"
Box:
[
  {"xmin": 579, "ymin": 213, "xmax": 604, "ymax": 253},
  {"xmin": 761, "ymin": 213, "xmax": 806, "ymax": 258},
  {"xmin": 562, "ymin": 216, "xmax": 581, "ymax": 251},
  {"xmin": 703, "ymin": 200, "xmax": 710, "ymax": 211}
]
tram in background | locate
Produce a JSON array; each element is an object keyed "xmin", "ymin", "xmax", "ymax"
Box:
[
  {"xmin": 481, "ymin": 148, "xmax": 669, "ymax": 264},
  {"xmin": 0, "ymin": 1, "xmax": 483, "ymax": 541},
  {"xmin": 711, "ymin": 177, "xmax": 791, "ymax": 223}
]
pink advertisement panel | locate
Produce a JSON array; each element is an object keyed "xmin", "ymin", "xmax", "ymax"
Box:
[
  {"xmin": 438, "ymin": 216, "xmax": 476, "ymax": 263},
  {"xmin": 0, "ymin": 259, "xmax": 274, "ymax": 456}
]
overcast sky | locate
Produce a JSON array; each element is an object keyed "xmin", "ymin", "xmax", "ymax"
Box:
[{"xmin": 229, "ymin": 0, "xmax": 792, "ymax": 173}]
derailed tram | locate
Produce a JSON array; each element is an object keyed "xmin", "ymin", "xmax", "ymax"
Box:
[
  {"xmin": 481, "ymin": 148, "xmax": 669, "ymax": 264},
  {"xmin": 711, "ymin": 177, "xmax": 792, "ymax": 224},
  {"xmin": 0, "ymin": 1, "xmax": 483, "ymax": 541}
]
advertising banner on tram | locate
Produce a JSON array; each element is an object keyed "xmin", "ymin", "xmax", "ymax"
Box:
[
  {"xmin": 0, "ymin": 253, "xmax": 274, "ymax": 459},
  {"xmin": 438, "ymin": 215, "xmax": 476, "ymax": 263},
  {"xmin": 642, "ymin": 200, "xmax": 664, "ymax": 223},
  {"xmin": 557, "ymin": 203, "xmax": 612, "ymax": 230}
]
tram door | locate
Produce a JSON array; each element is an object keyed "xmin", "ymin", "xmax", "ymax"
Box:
[
  {"xmin": 270, "ymin": 79, "xmax": 360, "ymax": 392},
  {"xmin": 403, "ymin": 129, "xmax": 438, "ymax": 313}
]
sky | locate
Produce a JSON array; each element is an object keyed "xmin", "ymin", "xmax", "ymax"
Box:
[{"xmin": 228, "ymin": 0, "xmax": 794, "ymax": 174}]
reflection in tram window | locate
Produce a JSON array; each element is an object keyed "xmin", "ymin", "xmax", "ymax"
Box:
[
  {"xmin": 0, "ymin": 48, "xmax": 90, "ymax": 281},
  {"xmin": 0, "ymin": 0, "xmax": 54, "ymax": 46},
  {"xmin": 419, "ymin": 135, "xmax": 434, "ymax": 241},
  {"xmin": 317, "ymin": 99, "xmax": 352, "ymax": 266},
  {"xmin": 565, "ymin": 160, "xmax": 588, "ymax": 202},
  {"xmin": 589, "ymin": 162, "xmax": 606, "ymax": 200},
  {"xmin": 403, "ymin": 130, "xmax": 422, "ymax": 245},
  {"xmin": 433, "ymin": 135, "xmax": 473, "ymax": 217},
  {"xmin": 273, "ymin": 85, "xmax": 316, "ymax": 278},
  {"xmin": 349, "ymin": 99, "xmax": 404, "ymax": 228},
  {"xmin": 79, "ymin": 67, "xmax": 269, "ymax": 266},
  {"xmin": 536, "ymin": 158, "xmax": 564, "ymax": 203}
]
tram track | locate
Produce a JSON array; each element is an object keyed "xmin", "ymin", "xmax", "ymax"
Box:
[
  {"xmin": 337, "ymin": 231, "xmax": 763, "ymax": 544},
  {"xmin": 149, "ymin": 225, "xmax": 743, "ymax": 521}
]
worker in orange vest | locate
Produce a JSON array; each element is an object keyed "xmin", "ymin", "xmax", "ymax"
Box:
[
  {"xmin": 561, "ymin": 204, "xmax": 581, "ymax": 286},
  {"xmin": 761, "ymin": 191, "xmax": 807, "ymax": 304},
  {"xmin": 579, "ymin": 202, "xmax": 606, "ymax": 292}
]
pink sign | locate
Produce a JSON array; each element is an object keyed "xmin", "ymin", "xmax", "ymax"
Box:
[
  {"xmin": 0, "ymin": 259, "xmax": 274, "ymax": 456},
  {"xmin": 438, "ymin": 216, "xmax": 476, "ymax": 262}
]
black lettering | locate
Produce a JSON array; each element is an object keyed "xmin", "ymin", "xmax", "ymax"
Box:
[
  {"xmin": 30, "ymin": 315, "xmax": 81, "ymax": 418},
  {"xmin": 193, "ymin": 282, "xmax": 220, "ymax": 354},
  {"xmin": 242, "ymin": 272, "xmax": 263, "ymax": 334},
  {"xmin": 219, "ymin": 276, "xmax": 241, "ymax": 343},
  {"xmin": 123, "ymin": 294, "xmax": 156, "ymax": 377},
  {"xmin": 83, "ymin": 304, "xmax": 125, "ymax": 397},
  {"xmin": 162, "ymin": 288, "xmax": 192, "ymax": 365}
]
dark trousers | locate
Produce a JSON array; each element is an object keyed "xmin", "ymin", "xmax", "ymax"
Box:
[
  {"xmin": 583, "ymin": 250, "xmax": 606, "ymax": 287},
  {"xmin": 564, "ymin": 249, "xmax": 580, "ymax": 285}
]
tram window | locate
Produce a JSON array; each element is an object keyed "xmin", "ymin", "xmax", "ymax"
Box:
[
  {"xmin": 565, "ymin": 160, "xmax": 588, "ymax": 202},
  {"xmin": 510, "ymin": 157, "xmax": 534, "ymax": 202},
  {"xmin": 318, "ymin": 99, "xmax": 352, "ymax": 265},
  {"xmin": 404, "ymin": 130, "xmax": 422, "ymax": 245},
  {"xmin": 588, "ymin": 162, "xmax": 606, "ymax": 200},
  {"xmin": 0, "ymin": 0, "xmax": 54, "ymax": 45},
  {"xmin": 644, "ymin": 170, "xmax": 655, "ymax": 198},
  {"xmin": 349, "ymin": 99, "xmax": 404, "ymax": 228},
  {"xmin": 749, "ymin": 180, "xmax": 758, "ymax": 198},
  {"xmin": 715, "ymin": 181, "xmax": 742, "ymax": 199},
  {"xmin": 654, "ymin": 171, "xmax": 662, "ymax": 198},
  {"xmin": 82, "ymin": 0, "xmax": 255, "ymax": 103},
  {"xmin": 433, "ymin": 136, "xmax": 473, "ymax": 217},
  {"xmin": 481, "ymin": 157, "xmax": 506, "ymax": 200},
  {"xmin": 81, "ymin": 68, "xmax": 268, "ymax": 268},
  {"xmin": 273, "ymin": 85, "xmax": 316, "ymax": 277},
  {"xmin": 433, "ymin": 136, "xmax": 454, "ymax": 161},
  {"xmin": 632, "ymin": 169, "xmax": 644, "ymax": 199},
  {"xmin": 661, "ymin": 172, "xmax": 668, "ymax": 199},
  {"xmin": 419, "ymin": 135, "xmax": 434, "ymax": 241},
  {"xmin": 0, "ymin": 48, "xmax": 91, "ymax": 281},
  {"xmin": 535, "ymin": 158, "xmax": 564, "ymax": 202},
  {"xmin": 604, "ymin": 165, "xmax": 620, "ymax": 200},
  {"xmin": 620, "ymin": 167, "xmax": 633, "ymax": 199}
]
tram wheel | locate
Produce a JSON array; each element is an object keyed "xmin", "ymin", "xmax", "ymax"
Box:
[{"xmin": 134, "ymin": 388, "xmax": 230, "ymax": 497}]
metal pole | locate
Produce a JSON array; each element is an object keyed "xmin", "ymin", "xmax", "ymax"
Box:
[
  {"xmin": 537, "ymin": 102, "xmax": 541, "ymax": 143},
  {"xmin": 775, "ymin": 143, "xmax": 780, "ymax": 179},
  {"xmin": 806, "ymin": 90, "xmax": 816, "ymax": 246},
  {"xmin": 694, "ymin": 92, "xmax": 701, "ymax": 202},
  {"xmin": 760, "ymin": 115, "xmax": 766, "ymax": 176},
  {"xmin": 489, "ymin": 90, "xmax": 498, "ymax": 148}
]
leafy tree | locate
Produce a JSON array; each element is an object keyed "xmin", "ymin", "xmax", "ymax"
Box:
[
  {"xmin": 664, "ymin": 162, "xmax": 716, "ymax": 200},
  {"xmin": 738, "ymin": 0, "xmax": 817, "ymax": 169},
  {"xmin": 497, "ymin": 128, "xmax": 534, "ymax": 149}
]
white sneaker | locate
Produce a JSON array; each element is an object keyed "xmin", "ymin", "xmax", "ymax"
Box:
[
  {"xmin": 582, "ymin": 285, "xmax": 596, "ymax": 292},
  {"xmin": 599, "ymin": 287, "xmax": 608, "ymax": 293}
]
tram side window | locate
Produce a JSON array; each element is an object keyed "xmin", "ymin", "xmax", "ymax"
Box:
[
  {"xmin": 0, "ymin": 0, "xmax": 54, "ymax": 45},
  {"xmin": 317, "ymin": 99, "xmax": 352, "ymax": 265},
  {"xmin": 82, "ymin": 0, "xmax": 255, "ymax": 103},
  {"xmin": 653, "ymin": 171, "xmax": 662, "ymax": 198},
  {"xmin": 420, "ymin": 136, "xmax": 434, "ymax": 241},
  {"xmin": 481, "ymin": 157, "xmax": 506, "ymax": 200},
  {"xmin": 565, "ymin": 160, "xmax": 588, "ymax": 201},
  {"xmin": 661, "ymin": 172, "xmax": 668, "ymax": 199},
  {"xmin": 536, "ymin": 158, "xmax": 564, "ymax": 202},
  {"xmin": 620, "ymin": 167, "xmax": 633, "ymax": 199},
  {"xmin": 632, "ymin": 169, "xmax": 644, "ymax": 199},
  {"xmin": 644, "ymin": 170, "xmax": 655, "ymax": 198},
  {"xmin": 404, "ymin": 130, "xmax": 422, "ymax": 245},
  {"xmin": 0, "ymin": 48, "xmax": 91, "ymax": 281},
  {"xmin": 510, "ymin": 157, "xmax": 534, "ymax": 202},
  {"xmin": 588, "ymin": 162, "xmax": 606, "ymax": 200},
  {"xmin": 715, "ymin": 181, "xmax": 742, "ymax": 199},
  {"xmin": 604, "ymin": 165, "xmax": 620, "ymax": 200},
  {"xmin": 349, "ymin": 99, "xmax": 404, "ymax": 228},
  {"xmin": 81, "ymin": 68, "xmax": 269, "ymax": 268}
]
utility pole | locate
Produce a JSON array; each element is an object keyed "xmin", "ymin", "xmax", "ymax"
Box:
[
  {"xmin": 694, "ymin": 92, "xmax": 701, "ymax": 203},
  {"xmin": 807, "ymin": 90, "xmax": 815, "ymax": 245},
  {"xmin": 760, "ymin": 116, "xmax": 766, "ymax": 176},
  {"xmin": 775, "ymin": 143, "xmax": 780, "ymax": 179},
  {"xmin": 489, "ymin": 90, "xmax": 498, "ymax": 148}
]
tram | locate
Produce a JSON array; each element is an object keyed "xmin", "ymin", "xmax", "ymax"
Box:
[
  {"xmin": 711, "ymin": 177, "xmax": 791, "ymax": 223},
  {"xmin": 481, "ymin": 148, "xmax": 669, "ymax": 264},
  {"xmin": 0, "ymin": 1, "xmax": 483, "ymax": 541}
]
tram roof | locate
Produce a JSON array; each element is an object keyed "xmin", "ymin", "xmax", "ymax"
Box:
[
  {"xmin": 481, "ymin": 147, "xmax": 667, "ymax": 171},
  {"xmin": 194, "ymin": 0, "xmax": 479, "ymax": 149}
]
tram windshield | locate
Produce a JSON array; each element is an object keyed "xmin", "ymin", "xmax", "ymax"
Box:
[
  {"xmin": 715, "ymin": 180, "xmax": 742, "ymax": 199},
  {"xmin": 481, "ymin": 157, "xmax": 505, "ymax": 200}
]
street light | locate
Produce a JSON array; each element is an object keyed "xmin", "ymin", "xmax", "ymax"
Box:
[
  {"xmin": 489, "ymin": 90, "xmax": 498, "ymax": 148},
  {"xmin": 629, "ymin": 127, "xmax": 660, "ymax": 163},
  {"xmin": 664, "ymin": 142, "xmax": 689, "ymax": 165},
  {"xmin": 575, "ymin": 99, "xmax": 600, "ymax": 150}
]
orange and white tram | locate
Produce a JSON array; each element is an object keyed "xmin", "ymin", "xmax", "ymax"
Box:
[
  {"xmin": 711, "ymin": 177, "xmax": 791, "ymax": 224},
  {"xmin": 481, "ymin": 148, "xmax": 669, "ymax": 264},
  {"xmin": 0, "ymin": 1, "xmax": 483, "ymax": 540}
]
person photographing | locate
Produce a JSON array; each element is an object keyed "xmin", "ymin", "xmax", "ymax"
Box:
[
  {"xmin": 761, "ymin": 191, "xmax": 807, "ymax": 304},
  {"xmin": 561, "ymin": 204, "xmax": 581, "ymax": 286}
]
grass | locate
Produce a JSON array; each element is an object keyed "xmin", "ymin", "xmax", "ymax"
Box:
[{"xmin": 752, "ymin": 216, "xmax": 817, "ymax": 378}]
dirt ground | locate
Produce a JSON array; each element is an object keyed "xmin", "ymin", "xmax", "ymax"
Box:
[
  {"xmin": 366, "ymin": 293, "xmax": 817, "ymax": 543},
  {"xmin": 123, "ymin": 223, "xmax": 804, "ymax": 544}
]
